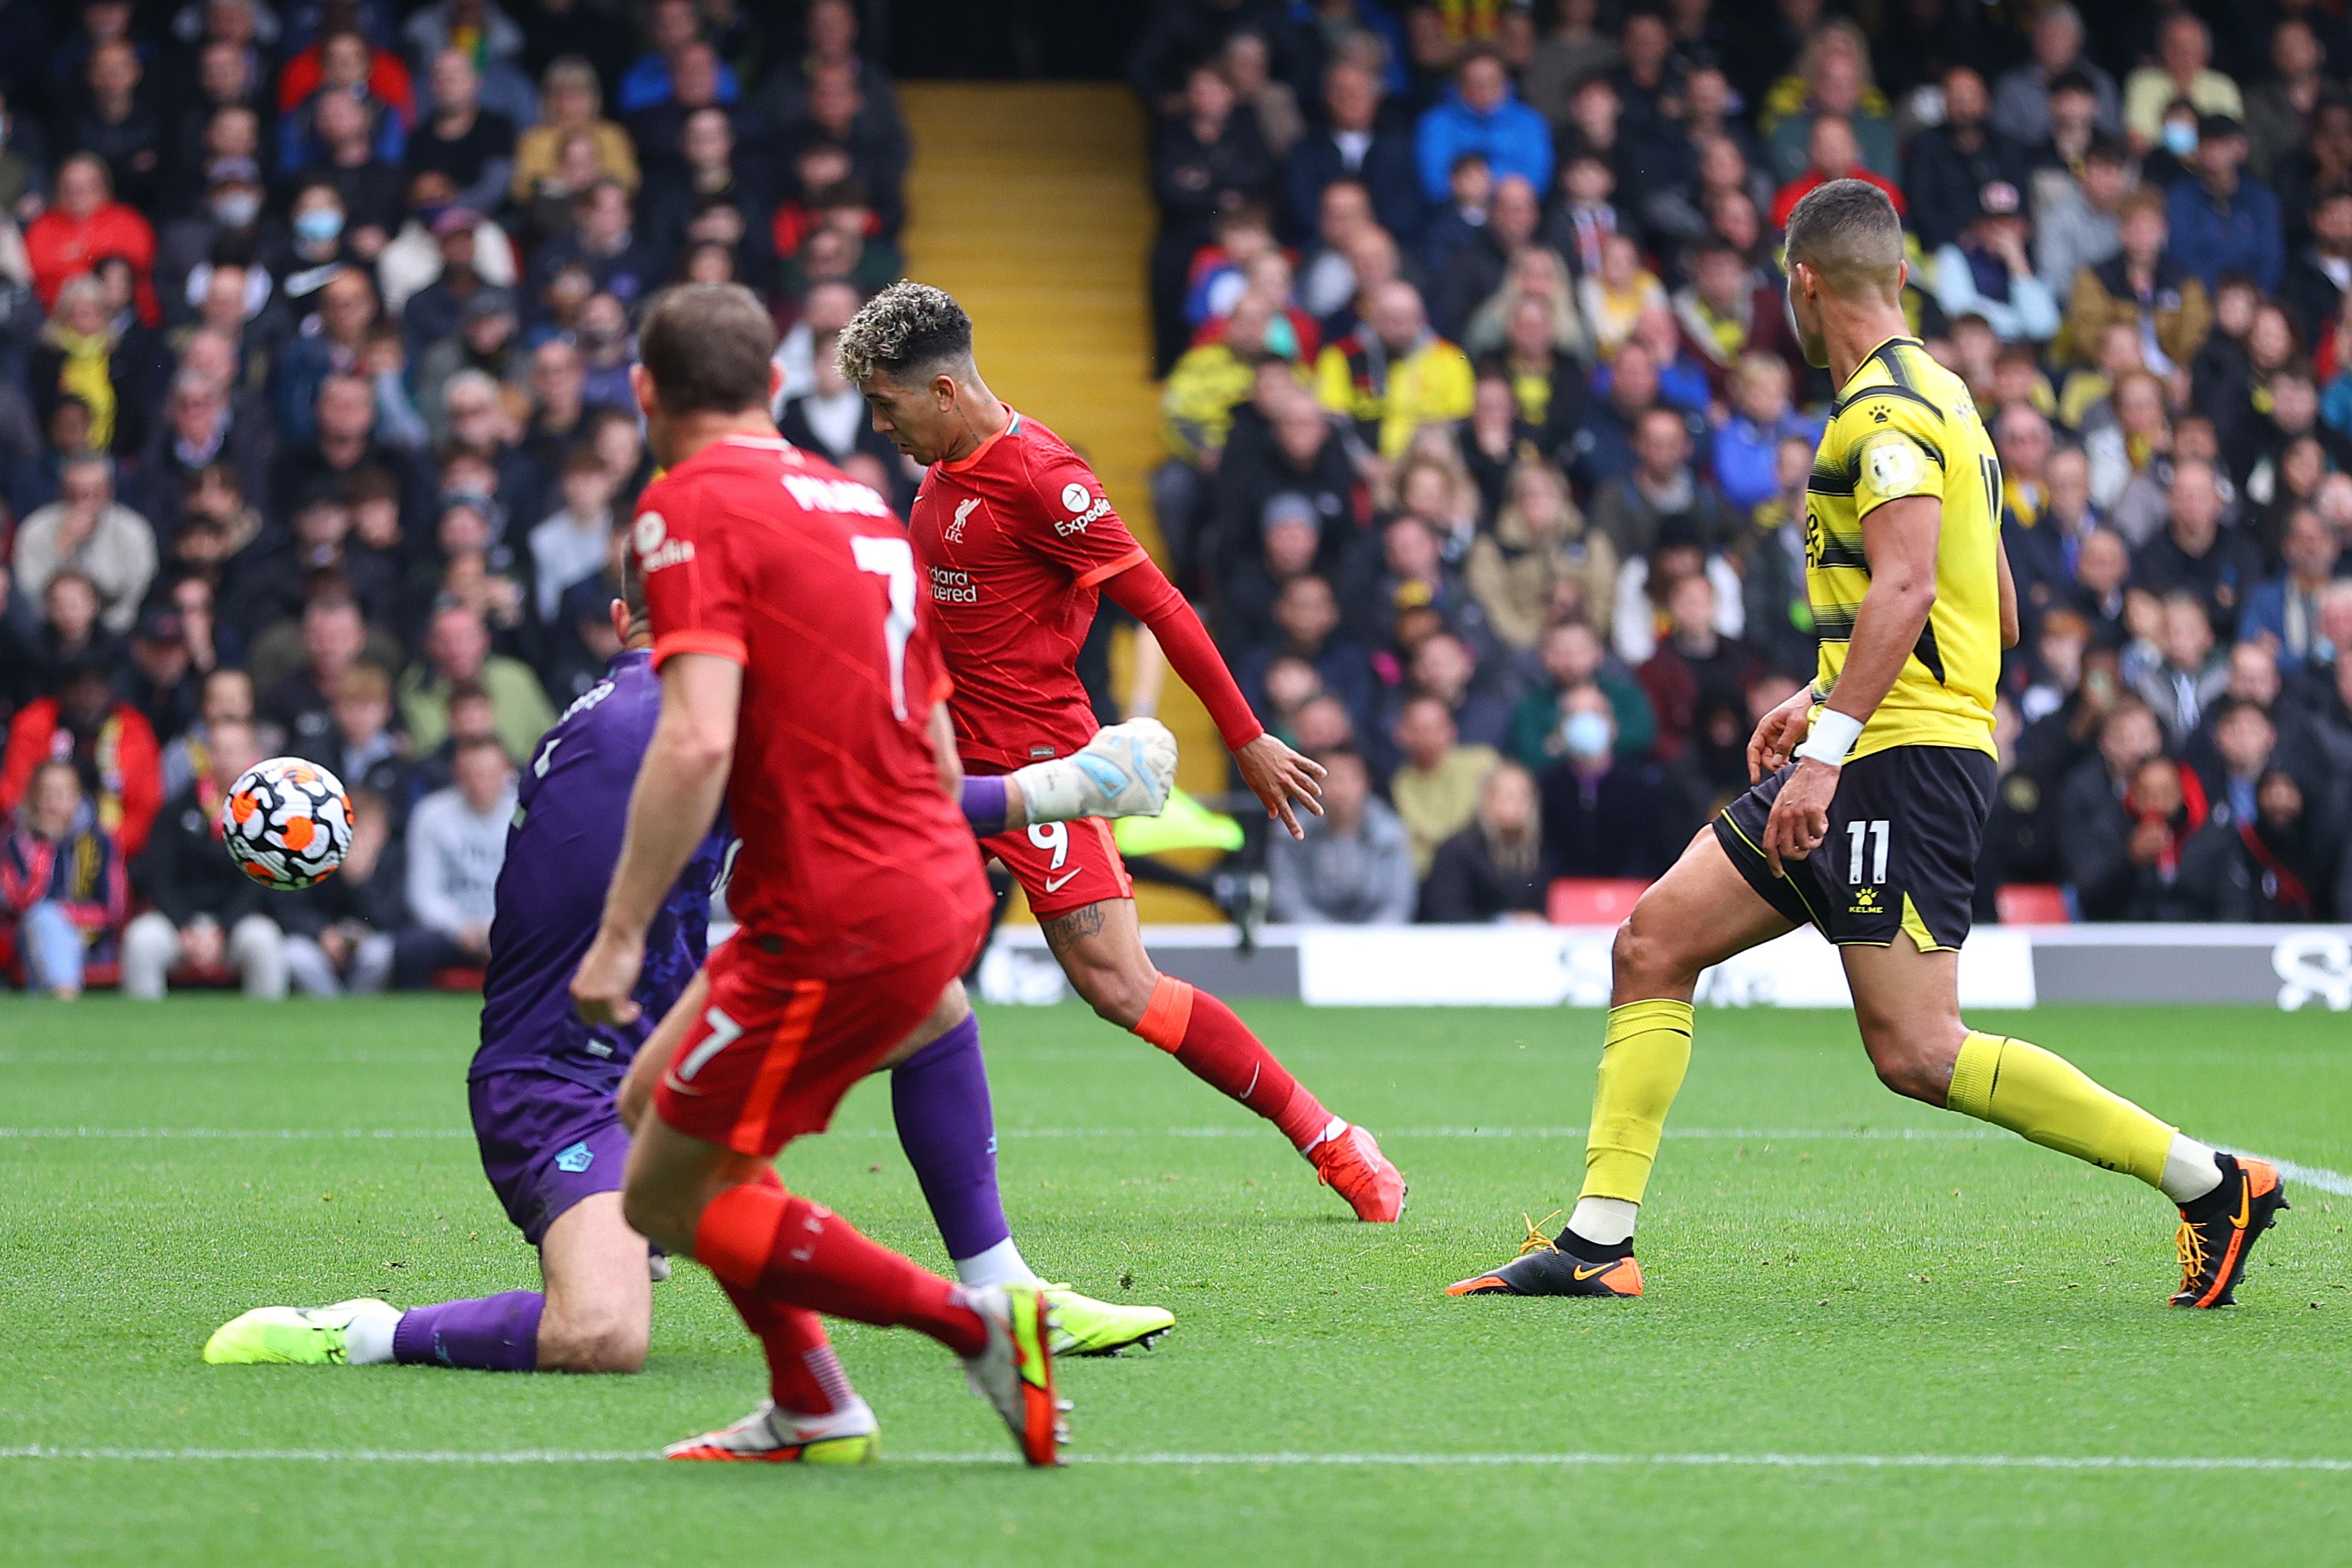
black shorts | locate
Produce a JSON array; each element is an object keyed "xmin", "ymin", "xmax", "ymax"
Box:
[{"xmin": 1713, "ymin": 744, "xmax": 1996, "ymax": 951}]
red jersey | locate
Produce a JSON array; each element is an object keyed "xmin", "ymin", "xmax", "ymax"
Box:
[
  {"xmin": 907, "ymin": 412, "xmax": 1150, "ymax": 773},
  {"xmin": 635, "ymin": 435, "xmax": 990, "ymax": 978}
]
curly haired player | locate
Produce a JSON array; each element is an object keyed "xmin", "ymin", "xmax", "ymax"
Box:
[{"xmin": 841, "ymin": 280, "xmax": 1405, "ymax": 1222}]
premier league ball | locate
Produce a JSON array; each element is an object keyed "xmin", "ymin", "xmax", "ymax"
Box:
[{"xmin": 221, "ymin": 757, "xmax": 352, "ymax": 891}]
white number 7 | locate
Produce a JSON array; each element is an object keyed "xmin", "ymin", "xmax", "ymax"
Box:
[
  {"xmin": 1847, "ymin": 819, "xmax": 1891, "ymax": 884},
  {"xmin": 849, "ymin": 534, "xmax": 916, "ymax": 719}
]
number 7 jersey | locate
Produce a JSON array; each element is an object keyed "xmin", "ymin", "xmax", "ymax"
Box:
[
  {"xmin": 631, "ymin": 435, "xmax": 990, "ymax": 978},
  {"xmin": 1805, "ymin": 335, "xmax": 2001, "ymax": 762}
]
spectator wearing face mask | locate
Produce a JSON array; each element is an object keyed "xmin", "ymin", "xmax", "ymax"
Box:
[
  {"xmin": 1535, "ymin": 683, "xmax": 1684, "ymax": 878},
  {"xmin": 2167, "ymin": 116, "xmax": 2283, "ymax": 296},
  {"xmin": 1509, "ymin": 619, "xmax": 1656, "ymax": 771},
  {"xmin": 2122, "ymin": 13, "xmax": 2242, "ymax": 158},
  {"xmin": 1418, "ymin": 760, "xmax": 1551, "ymax": 923}
]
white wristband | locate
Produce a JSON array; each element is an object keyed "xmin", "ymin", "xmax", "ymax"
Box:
[{"xmin": 1793, "ymin": 708, "xmax": 1865, "ymax": 767}]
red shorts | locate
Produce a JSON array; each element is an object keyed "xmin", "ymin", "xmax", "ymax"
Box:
[
  {"xmin": 654, "ymin": 920, "xmax": 984, "ymax": 1158},
  {"xmin": 981, "ymin": 817, "xmax": 1133, "ymax": 921}
]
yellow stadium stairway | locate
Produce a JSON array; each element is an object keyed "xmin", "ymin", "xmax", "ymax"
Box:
[{"xmin": 900, "ymin": 82, "xmax": 1226, "ymax": 923}]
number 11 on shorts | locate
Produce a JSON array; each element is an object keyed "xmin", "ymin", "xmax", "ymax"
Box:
[{"xmin": 1848, "ymin": 819, "xmax": 1890, "ymax": 885}]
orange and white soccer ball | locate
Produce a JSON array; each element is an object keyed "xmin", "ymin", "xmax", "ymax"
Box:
[{"xmin": 220, "ymin": 757, "xmax": 352, "ymax": 890}]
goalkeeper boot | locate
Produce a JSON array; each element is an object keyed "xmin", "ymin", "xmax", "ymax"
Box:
[
  {"xmin": 961, "ymin": 1283, "xmax": 1067, "ymax": 1467},
  {"xmin": 1309, "ymin": 1123, "xmax": 1407, "ymax": 1222},
  {"xmin": 664, "ymin": 1399, "xmax": 879, "ymax": 1464},
  {"xmin": 2171, "ymin": 1152, "xmax": 2289, "ymax": 1308},
  {"xmin": 1448, "ymin": 1216, "xmax": 1644, "ymax": 1297},
  {"xmin": 1041, "ymin": 1286, "xmax": 1174, "ymax": 1356},
  {"xmin": 202, "ymin": 1299, "xmax": 399, "ymax": 1364}
]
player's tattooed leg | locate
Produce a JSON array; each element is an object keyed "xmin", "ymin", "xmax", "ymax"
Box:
[{"xmin": 1039, "ymin": 903, "xmax": 1107, "ymax": 958}]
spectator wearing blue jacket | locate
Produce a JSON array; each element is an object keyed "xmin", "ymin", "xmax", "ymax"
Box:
[
  {"xmin": 2166, "ymin": 116, "xmax": 2283, "ymax": 295},
  {"xmin": 1413, "ymin": 50, "xmax": 1552, "ymax": 207},
  {"xmin": 1711, "ymin": 354, "xmax": 1821, "ymax": 513},
  {"xmin": 2239, "ymin": 504, "xmax": 2341, "ymax": 671},
  {"xmin": 1284, "ymin": 59, "xmax": 1423, "ymax": 246}
]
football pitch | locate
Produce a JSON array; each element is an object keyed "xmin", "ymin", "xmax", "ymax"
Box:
[{"xmin": 3, "ymin": 996, "xmax": 2349, "ymax": 1566}]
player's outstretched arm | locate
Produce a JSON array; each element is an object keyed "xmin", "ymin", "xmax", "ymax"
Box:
[
  {"xmin": 1761, "ymin": 493, "xmax": 1940, "ymax": 875},
  {"xmin": 573, "ymin": 653, "xmax": 741, "ymax": 1026},
  {"xmin": 1100, "ymin": 561, "xmax": 1324, "ymax": 837}
]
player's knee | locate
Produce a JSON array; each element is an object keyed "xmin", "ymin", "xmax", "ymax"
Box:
[
  {"xmin": 1073, "ymin": 964, "xmax": 1154, "ymax": 1030},
  {"xmin": 1860, "ymin": 1029, "xmax": 1954, "ymax": 1105},
  {"xmin": 1612, "ymin": 911, "xmax": 1691, "ymax": 995}
]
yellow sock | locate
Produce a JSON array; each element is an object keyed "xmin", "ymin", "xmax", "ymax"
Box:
[
  {"xmin": 1946, "ymin": 1031, "xmax": 2175, "ymax": 1188},
  {"xmin": 1582, "ymin": 999, "xmax": 1694, "ymax": 1204}
]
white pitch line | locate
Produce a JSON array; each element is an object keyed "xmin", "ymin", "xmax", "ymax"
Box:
[
  {"xmin": 1, "ymin": 1445, "xmax": 2347, "ymax": 1473},
  {"xmin": 2225, "ymin": 1149, "xmax": 2352, "ymax": 1197},
  {"xmin": 6, "ymin": 1126, "xmax": 2347, "ymax": 1195}
]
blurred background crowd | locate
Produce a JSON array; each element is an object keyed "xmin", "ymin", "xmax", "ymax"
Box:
[
  {"xmin": 0, "ymin": 0, "xmax": 913, "ymax": 996},
  {"xmin": 1136, "ymin": 0, "xmax": 2352, "ymax": 932},
  {"xmin": 1, "ymin": 0, "xmax": 2348, "ymax": 999}
]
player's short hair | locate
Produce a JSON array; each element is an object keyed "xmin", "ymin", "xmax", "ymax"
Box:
[
  {"xmin": 836, "ymin": 280, "xmax": 973, "ymax": 387},
  {"xmin": 1783, "ymin": 178, "xmax": 1904, "ymax": 296},
  {"xmin": 636, "ymin": 282, "xmax": 776, "ymax": 416}
]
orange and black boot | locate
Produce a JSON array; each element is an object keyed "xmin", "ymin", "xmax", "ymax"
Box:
[
  {"xmin": 1447, "ymin": 1216, "xmax": 1643, "ymax": 1298},
  {"xmin": 2171, "ymin": 1153, "xmax": 2289, "ymax": 1308}
]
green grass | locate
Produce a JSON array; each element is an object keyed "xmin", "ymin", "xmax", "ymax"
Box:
[{"xmin": 2, "ymin": 996, "xmax": 2349, "ymax": 1566}]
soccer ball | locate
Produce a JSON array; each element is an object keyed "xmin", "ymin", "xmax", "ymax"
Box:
[{"xmin": 221, "ymin": 757, "xmax": 352, "ymax": 890}]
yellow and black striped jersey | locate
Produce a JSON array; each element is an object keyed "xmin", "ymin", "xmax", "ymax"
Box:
[{"xmin": 1806, "ymin": 335, "xmax": 2000, "ymax": 761}]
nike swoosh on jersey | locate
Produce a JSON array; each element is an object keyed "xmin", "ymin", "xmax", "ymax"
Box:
[{"xmin": 1043, "ymin": 869, "xmax": 1082, "ymax": 893}]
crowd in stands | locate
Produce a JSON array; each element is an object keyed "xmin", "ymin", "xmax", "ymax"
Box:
[
  {"xmin": 1, "ymin": 0, "xmax": 910, "ymax": 997},
  {"xmin": 1137, "ymin": 0, "xmax": 2352, "ymax": 929},
  {"xmin": 7, "ymin": 2, "xmax": 2352, "ymax": 1002}
]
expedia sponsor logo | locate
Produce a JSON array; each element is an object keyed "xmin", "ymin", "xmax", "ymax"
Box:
[
  {"xmin": 633, "ymin": 510, "xmax": 696, "ymax": 571},
  {"xmin": 782, "ymin": 473, "xmax": 893, "ymax": 517},
  {"xmin": 1055, "ymin": 496, "xmax": 1111, "ymax": 537},
  {"xmin": 929, "ymin": 565, "xmax": 978, "ymax": 603}
]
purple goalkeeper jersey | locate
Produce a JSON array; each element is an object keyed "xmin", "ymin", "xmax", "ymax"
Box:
[{"xmin": 472, "ymin": 649, "xmax": 727, "ymax": 1094}]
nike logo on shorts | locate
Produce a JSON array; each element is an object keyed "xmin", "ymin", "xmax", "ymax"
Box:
[{"xmin": 1044, "ymin": 870, "xmax": 1082, "ymax": 893}]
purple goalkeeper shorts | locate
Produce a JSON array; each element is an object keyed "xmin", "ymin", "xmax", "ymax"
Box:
[{"xmin": 468, "ymin": 1070, "xmax": 633, "ymax": 1248}]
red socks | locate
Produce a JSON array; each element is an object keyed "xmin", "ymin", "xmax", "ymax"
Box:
[
  {"xmin": 715, "ymin": 1278, "xmax": 854, "ymax": 1417},
  {"xmin": 1133, "ymin": 976, "xmax": 1331, "ymax": 1150},
  {"xmin": 696, "ymin": 1180, "xmax": 989, "ymax": 1366}
]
